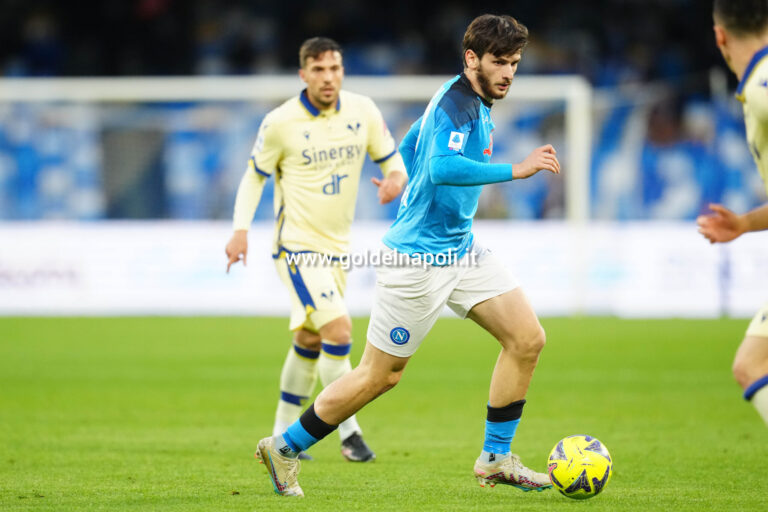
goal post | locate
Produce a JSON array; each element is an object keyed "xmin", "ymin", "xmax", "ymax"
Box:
[{"xmin": 0, "ymin": 75, "xmax": 592, "ymax": 223}]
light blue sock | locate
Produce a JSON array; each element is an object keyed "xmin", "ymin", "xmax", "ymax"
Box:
[
  {"xmin": 481, "ymin": 418, "xmax": 520, "ymax": 463},
  {"xmin": 280, "ymin": 418, "xmax": 319, "ymax": 457},
  {"xmin": 480, "ymin": 400, "xmax": 526, "ymax": 463}
]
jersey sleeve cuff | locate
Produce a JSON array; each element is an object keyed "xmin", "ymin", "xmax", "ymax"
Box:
[
  {"xmin": 250, "ymin": 156, "xmax": 273, "ymax": 178},
  {"xmin": 379, "ymin": 152, "xmax": 406, "ymax": 177}
]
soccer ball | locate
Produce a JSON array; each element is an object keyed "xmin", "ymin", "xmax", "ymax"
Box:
[{"xmin": 547, "ymin": 435, "xmax": 612, "ymax": 500}]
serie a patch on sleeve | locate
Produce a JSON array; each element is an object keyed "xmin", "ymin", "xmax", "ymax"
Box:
[{"xmin": 448, "ymin": 131, "xmax": 465, "ymax": 151}]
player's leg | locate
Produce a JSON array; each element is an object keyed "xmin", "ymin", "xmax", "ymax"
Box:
[
  {"xmin": 256, "ymin": 342, "xmax": 409, "ymax": 496},
  {"xmin": 271, "ymin": 259, "xmax": 324, "ymax": 460},
  {"xmin": 314, "ymin": 341, "xmax": 409, "ymax": 422},
  {"xmin": 273, "ymin": 328, "xmax": 321, "ymax": 444},
  {"xmin": 447, "ymin": 246, "xmax": 550, "ymax": 491},
  {"xmin": 301, "ymin": 260, "xmax": 376, "ymax": 461},
  {"xmin": 315, "ymin": 314, "xmax": 376, "ymax": 461},
  {"xmin": 733, "ymin": 306, "xmax": 768, "ymax": 426},
  {"xmin": 468, "ymin": 289, "xmax": 545, "ymax": 407},
  {"xmin": 257, "ymin": 247, "xmax": 451, "ymax": 496},
  {"xmin": 263, "ymin": 267, "xmax": 440, "ymax": 467},
  {"xmin": 466, "ymin": 289, "xmax": 550, "ymax": 491},
  {"xmin": 273, "ymin": 256, "xmax": 373, "ymax": 459}
]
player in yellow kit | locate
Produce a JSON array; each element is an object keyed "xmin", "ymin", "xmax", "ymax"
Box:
[
  {"xmin": 225, "ymin": 37, "xmax": 407, "ymax": 460},
  {"xmin": 698, "ymin": 0, "xmax": 768, "ymax": 427}
]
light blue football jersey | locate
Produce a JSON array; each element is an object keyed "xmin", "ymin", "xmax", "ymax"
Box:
[{"xmin": 383, "ymin": 74, "xmax": 511, "ymax": 259}]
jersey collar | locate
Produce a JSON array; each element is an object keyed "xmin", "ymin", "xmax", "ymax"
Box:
[
  {"xmin": 299, "ymin": 89, "xmax": 341, "ymax": 117},
  {"xmin": 458, "ymin": 73, "xmax": 493, "ymax": 109},
  {"xmin": 736, "ymin": 44, "xmax": 768, "ymax": 98}
]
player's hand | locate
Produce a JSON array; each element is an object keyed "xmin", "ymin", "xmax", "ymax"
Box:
[
  {"xmin": 372, "ymin": 170, "xmax": 407, "ymax": 204},
  {"xmin": 225, "ymin": 230, "xmax": 249, "ymax": 273},
  {"xmin": 512, "ymin": 144, "xmax": 560, "ymax": 179},
  {"xmin": 696, "ymin": 204, "xmax": 747, "ymax": 244}
]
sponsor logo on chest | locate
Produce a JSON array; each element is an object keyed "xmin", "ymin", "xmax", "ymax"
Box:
[
  {"xmin": 301, "ymin": 119, "xmax": 365, "ymax": 166},
  {"xmin": 301, "ymin": 144, "xmax": 364, "ymax": 165}
]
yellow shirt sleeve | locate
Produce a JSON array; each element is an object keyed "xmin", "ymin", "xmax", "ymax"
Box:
[
  {"xmin": 251, "ymin": 113, "xmax": 282, "ymax": 177},
  {"xmin": 747, "ymin": 81, "xmax": 768, "ymax": 122},
  {"xmin": 741, "ymin": 60, "xmax": 768, "ymax": 194},
  {"xmin": 232, "ymin": 165, "xmax": 267, "ymax": 231},
  {"xmin": 365, "ymin": 98, "xmax": 405, "ymax": 177}
]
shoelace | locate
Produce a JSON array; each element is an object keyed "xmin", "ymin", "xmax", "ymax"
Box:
[
  {"xmin": 284, "ymin": 459, "xmax": 300, "ymax": 486},
  {"xmin": 506, "ymin": 454, "xmax": 540, "ymax": 481}
]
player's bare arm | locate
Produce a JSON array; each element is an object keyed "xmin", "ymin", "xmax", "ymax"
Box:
[
  {"xmin": 742, "ymin": 202, "xmax": 768, "ymax": 233},
  {"xmin": 225, "ymin": 230, "xmax": 248, "ymax": 272},
  {"xmin": 227, "ymin": 156, "xmax": 268, "ymax": 273},
  {"xmin": 371, "ymin": 170, "xmax": 407, "ymax": 204},
  {"xmin": 697, "ymin": 203, "xmax": 768, "ymax": 244},
  {"xmin": 512, "ymin": 144, "xmax": 561, "ymax": 179}
]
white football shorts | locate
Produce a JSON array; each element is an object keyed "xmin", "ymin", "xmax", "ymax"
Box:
[{"xmin": 367, "ymin": 241, "xmax": 518, "ymax": 358}]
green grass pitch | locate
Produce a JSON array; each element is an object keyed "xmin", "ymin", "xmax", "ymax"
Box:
[{"xmin": 1, "ymin": 316, "xmax": 766, "ymax": 511}]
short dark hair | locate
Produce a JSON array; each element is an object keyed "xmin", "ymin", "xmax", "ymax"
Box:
[
  {"xmin": 714, "ymin": 0, "xmax": 768, "ymax": 35},
  {"xmin": 462, "ymin": 14, "xmax": 529, "ymax": 67},
  {"xmin": 299, "ymin": 37, "xmax": 342, "ymax": 68}
]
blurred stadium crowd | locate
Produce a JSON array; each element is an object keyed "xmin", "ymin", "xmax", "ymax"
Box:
[
  {"xmin": 0, "ymin": 0, "xmax": 762, "ymax": 221},
  {"xmin": 0, "ymin": 0, "xmax": 721, "ymax": 82}
]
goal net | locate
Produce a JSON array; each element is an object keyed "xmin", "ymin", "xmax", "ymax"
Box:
[{"xmin": 0, "ymin": 75, "xmax": 592, "ymax": 223}]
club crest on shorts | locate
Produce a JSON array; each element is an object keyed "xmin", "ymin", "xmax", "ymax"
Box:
[{"xmin": 389, "ymin": 327, "xmax": 410, "ymax": 345}]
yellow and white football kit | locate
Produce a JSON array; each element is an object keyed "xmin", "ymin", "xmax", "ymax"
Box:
[
  {"xmin": 233, "ymin": 89, "xmax": 404, "ymax": 331},
  {"xmin": 737, "ymin": 46, "xmax": 768, "ymax": 337}
]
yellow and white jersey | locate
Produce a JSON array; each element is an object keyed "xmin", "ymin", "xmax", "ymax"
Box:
[
  {"xmin": 242, "ymin": 89, "xmax": 404, "ymax": 257},
  {"xmin": 737, "ymin": 45, "xmax": 768, "ymax": 193}
]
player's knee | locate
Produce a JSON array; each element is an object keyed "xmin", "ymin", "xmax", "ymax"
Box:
[
  {"xmin": 319, "ymin": 315, "xmax": 352, "ymax": 344},
  {"xmin": 525, "ymin": 326, "xmax": 546, "ymax": 357},
  {"xmin": 505, "ymin": 325, "xmax": 546, "ymax": 360},
  {"xmin": 294, "ymin": 330, "xmax": 322, "ymax": 351}
]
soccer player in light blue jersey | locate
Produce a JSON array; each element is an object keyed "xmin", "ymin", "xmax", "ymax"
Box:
[{"xmin": 255, "ymin": 15, "xmax": 561, "ymax": 497}]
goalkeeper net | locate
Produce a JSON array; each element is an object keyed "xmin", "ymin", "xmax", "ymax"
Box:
[{"xmin": 0, "ymin": 75, "xmax": 591, "ymax": 222}]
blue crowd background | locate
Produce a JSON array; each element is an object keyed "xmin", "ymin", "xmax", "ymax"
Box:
[{"xmin": 0, "ymin": 0, "xmax": 762, "ymax": 221}]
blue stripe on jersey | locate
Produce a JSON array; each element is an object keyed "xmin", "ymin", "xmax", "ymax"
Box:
[
  {"xmin": 251, "ymin": 157, "xmax": 271, "ymax": 178},
  {"xmin": 299, "ymin": 89, "xmax": 340, "ymax": 117},
  {"xmin": 737, "ymin": 44, "xmax": 768, "ymax": 96},
  {"xmin": 383, "ymin": 74, "xmax": 496, "ymax": 260},
  {"xmin": 280, "ymin": 391, "xmax": 308, "ymax": 406},
  {"xmin": 293, "ymin": 344, "xmax": 320, "ymax": 360},
  {"xmin": 321, "ymin": 342, "xmax": 352, "ymax": 357},
  {"xmin": 373, "ymin": 148, "xmax": 398, "ymax": 164},
  {"xmin": 285, "ymin": 261, "xmax": 316, "ymax": 310},
  {"xmin": 276, "ymin": 201, "xmax": 286, "ymax": 244}
]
